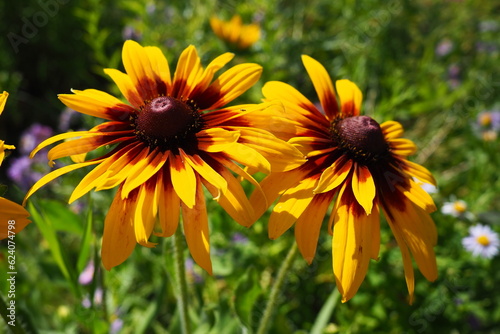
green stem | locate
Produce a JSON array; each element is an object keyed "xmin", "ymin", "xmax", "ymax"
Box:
[
  {"xmin": 256, "ymin": 242, "xmax": 298, "ymax": 334},
  {"xmin": 173, "ymin": 228, "xmax": 191, "ymax": 334}
]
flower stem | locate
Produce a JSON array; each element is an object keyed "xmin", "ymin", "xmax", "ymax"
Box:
[
  {"xmin": 173, "ymin": 228, "xmax": 191, "ymax": 334},
  {"xmin": 256, "ymin": 241, "xmax": 298, "ymax": 334}
]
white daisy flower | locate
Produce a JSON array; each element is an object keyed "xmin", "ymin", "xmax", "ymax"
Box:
[
  {"xmin": 441, "ymin": 199, "xmax": 474, "ymax": 219},
  {"xmin": 462, "ymin": 224, "xmax": 500, "ymax": 259}
]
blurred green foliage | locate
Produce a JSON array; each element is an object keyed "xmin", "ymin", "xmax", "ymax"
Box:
[{"xmin": 1, "ymin": 0, "xmax": 500, "ymax": 333}]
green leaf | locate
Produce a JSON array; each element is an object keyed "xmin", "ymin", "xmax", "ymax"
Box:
[
  {"xmin": 77, "ymin": 197, "xmax": 94, "ymax": 273},
  {"xmin": 233, "ymin": 266, "xmax": 263, "ymax": 332},
  {"xmin": 38, "ymin": 199, "xmax": 83, "ymax": 234},
  {"xmin": 0, "ymin": 184, "xmax": 7, "ymax": 197},
  {"xmin": 27, "ymin": 202, "xmax": 79, "ymax": 297},
  {"xmin": 310, "ymin": 288, "xmax": 340, "ymax": 334}
]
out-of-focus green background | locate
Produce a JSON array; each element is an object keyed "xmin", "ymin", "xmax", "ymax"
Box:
[{"xmin": 1, "ymin": 0, "xmax": 500, "ymax": 333}]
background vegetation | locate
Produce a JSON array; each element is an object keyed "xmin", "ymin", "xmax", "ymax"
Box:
[{"xmin": 1, "ymin": 0, "xmax": 500, "ymax": 333}]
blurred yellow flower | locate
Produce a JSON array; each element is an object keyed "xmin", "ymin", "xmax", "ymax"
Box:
[
  {"xmin": 0, "ymin": 91, "xmax": 31, "ymax": 239},
  {"xmin": 210, "ymin": 15, "xmax": 260, "ymax": 50}
]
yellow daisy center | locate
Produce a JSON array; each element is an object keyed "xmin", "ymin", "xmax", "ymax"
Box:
[
  {"xmin": 453, "ymin": 201, "xmax": 467, "ymax": 213},
  {"xmin": 134, "ymin": 96, "xmax": 203, "ymax": 151},
  {"xmin": 479, "ymin": 113, "xmax": 492, "ymax": 127},
  {"xmin": 331, "ymin": 115, "xmax": 390, "ymax": 164},
  {"xmin": 476, "ymin": 235, "xmax": 490, "ymax": 246}
]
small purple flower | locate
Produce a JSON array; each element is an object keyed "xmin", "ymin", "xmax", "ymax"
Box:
[
  {"xmin": 81, "ymin": 288, "xmax": 103, "ymax": 309},
  {"xmin": 476, "ymin": 41, "xmax": 498, "ymax": 53},
  {"xmin": 82, "ymin": 296, "xmax": 91, "ymax": 308},
  {"xmin": 122, "ymin": 25, "xmax": 142, "ymax": 41},
  {"xmin": 231, "ymin": 232, "xmax": 249, "ymax": 244},
  {"xmin": 58, "ymin": 108, "xmax": 82, "ymax": 132},
  {"xmin": 19, "ymin": 123, "xmax": 53, "ymax": 155},
  {"xmin": 479, "ymin": 20, "xmax": 498, "ymax": 32},
  {"xmin": 447, "ymin": 64, "xmax": 461, "ymax": 89},
  {"xmin": 436, "ymin": 39, "xmax": 453, "ymax": 57},
  {"xmin": 110, "ymin": 317, "xmax": 124, "ymax": 334},
  {"xmin": 93, "ymin": 287, "xmax": 103, "ymax": 305},
  {"xmin": 7, "ymin": 156, "xmax": 44, "ymax": 190},
  {"xmin": 185, "ymin": 258, "xmax": 203, "ymax": 283},
  {"xmin": 78, "ymin": 261, "xmax": 95, "ymax": 285}
]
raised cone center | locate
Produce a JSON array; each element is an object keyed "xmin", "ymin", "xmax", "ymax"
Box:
[
  {"xmin": 136, "ymin": 96, "xmax": 197, "ymax": 138},
  {"xmin": 331, "ymin": 115, "xmax": 389, "ymax": 163}
]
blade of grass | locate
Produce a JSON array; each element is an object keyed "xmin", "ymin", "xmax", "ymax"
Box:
[
  {"xmin": 309, "ymin": 288, "xmax": 341, "ymax": 334},
  {"xmin": 27, "ymin": 202, "xmax": 80, "ymax": 297}
]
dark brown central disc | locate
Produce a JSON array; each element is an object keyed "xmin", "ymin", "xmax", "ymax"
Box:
[
  {"xmin": 134, "ymin": 96, "xmax": 202, "ymax": 151},
  {"xmin": 331, "ymin": 115, "xmax": 389, "ymax": 164}
]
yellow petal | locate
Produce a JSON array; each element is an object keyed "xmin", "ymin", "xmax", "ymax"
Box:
[
  {"xmin": 0, "ymin": 141, "xmax": 15, "ymax": 166},
  {"xmin": 197, "ymin": 127, "xmax": 240, "ymax": 152},
  {"xmin": 180, "ymin": 150, "xmax": 227, "ymax": 199},
  {"xmin": 47, "ymin": 131, "xmax": 133, "ymax": 164},
  {"xmin": 385, "ymin": 201, "xmax": 438, "ymax": 282},
  {"xmin": 94, "ymin": 143, "xmax": 149, "ymax": 191},
  {"xmin": 122, "ymin": 40, "xmax": 158, "ymax": 101},
  {"xmin": 223, "ymin": 142, "xmax": 270, "ymax": 174},
  {"xmin": 202, "ymin": 167, "xmax": 255, "ymax": 227},
  {"xmin": 170, "ymin": 152, "xmax": 197, "ymax": 208},
  {"xmin": 30, "ymin": 130, "xmax": 97, "ymax": 159},
  {"xmin": 133, "ymin": 182, "xmax": 158, "ymax": 247},
  {"xmin": 314, "ymin": 158, "xmax": 353, "ymax": 194},
  {"xmin": 228, "ymin": 15, "xmax": 242, "ymax": 43},
  {"xmin": 295, "ymin": 192, "xmax": 333, "ymax": 264},
  {"xmin": 201, "ymin": 63, "xmax": 262, "ymax": 110},
  {"xmin": 262, "ymin": 81, "xmax": 325, "ymax": 121},
  {"xmin": 0, "ymin": 197, "xmax": 31, "ymax": 239},
  {"xmin": 288, "ymin": 136, "xmax": 332, "ymax": 156},
  {"xmin": 172, "ymin": 45, "xmax": 202, "ymax": 98},
  {"xmin": 23, "ymin": 160, "xmax": 103, "ymax": 205},
  {"xmin": 398, "ymin": 179, "xmax": 437, "ymax": 213},
  {"xmin": 381, "ymin": 121, "xmax": 404, "ymax": 139},
  {"xmin": 402, "ymin": 159, "xmax": 436, "ymax": 186},
  {"xmin": 0, "ymin": 91, "xmax": 9, "ymax": 115},
  {"xmin": 301, "ymin": 55, "xmax": 339, "ymax": 120},
  {"xmin": 144, "ymin": 45, "xmax": 171, "ymax": 94},
  {"xmin": 101, "ymin": 188, "xmax": 137, "ymax": 270},
  {"xmin": 268, "ymin": 176, "xmax": 317, "ymax": 239},
  {"xmin": 390, "ymin": 138, "xmax": 417, "ymax": 156},
  {"xmin": 238, "ymin": 23, "xmax": 260, "ymax": 49},
  {"xmin": 188, "ymin": 52, "xmax": 234, "ymax": 98},
  {"xmin": 182, "ymin": 176, "xmax": 212, "ymax": 275},
  {"xmin": 335, "ymin": 79, "xmax": 363, "ymax": 117},
  {"xmin": 250, "ymin": 166, "xmax": 309, "ymax": 220},
  {"xmin": 351, "ymin": 163, "xmax": 376, "ymax": 215},
  {"xmin": 234, "ymin": 127, "xmax": 306, "ymax": 172},
  {"xmin": 121, "ymin": 148, "xmax": 168, "ymax": 199},
  {"xmin": 69, "ymin": 154, "xmax": 120, "ymax": 203},
  {"xmin": 332, "ymin": 184, "xmax": 375, "ymax": 303},
  {"xmin": 209, "ymin": 17, "xmax": 224, "ymax": 39},
  {"xmin": 104, "ymin": 68, "xmax": 143, "ymax": 108},
  {"xmin": 59, "ymin": 89, "xmax": 135, "ymax": 121},
  {"xmin": 383, "ymin": 207, "xmax": 416, "ymax": 304},
  {"xmin": 155, "ymin": 168, "xmax": 180, "ymax": 237}
]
